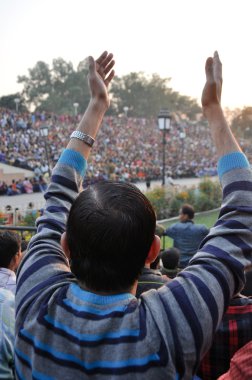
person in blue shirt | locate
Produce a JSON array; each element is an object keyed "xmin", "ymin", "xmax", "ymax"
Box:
[{"xmin": 164, "ymin": 204, "xmax": 209, "ymax": 268}]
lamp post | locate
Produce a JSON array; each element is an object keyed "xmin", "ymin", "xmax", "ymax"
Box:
[
  {"xmin": 180, "ymin": 130, "xmax": 186, "ymax": 160},
  {"xmin": 40, "ymin": 126, "xmax": 51, "ymax": 177},
  {"xmin": 123, "ymin": 106, "xmax": 129, "ymax": 117},
  {"xmin": 73, "ymin": 102, "xmax": 79, "ymax": 117},
  {"xmin": 158, "ymin": 109, "xmax": 171, "ymax": 186},
  {"xmin": 14, "ymin": 98, "xmax": 20, "ymax": 113}
]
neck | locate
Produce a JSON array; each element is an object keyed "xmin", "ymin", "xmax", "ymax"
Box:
[{"xmin": 79, "ymin": 280, "xmax": 138, "ymax": 296}]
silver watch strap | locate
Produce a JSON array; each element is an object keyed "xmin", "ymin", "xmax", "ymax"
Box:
[{"xmin": 70, "ymin": 131, "xmax": 95, "ymax": 147}]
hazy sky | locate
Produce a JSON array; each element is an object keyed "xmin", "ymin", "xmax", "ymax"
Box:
[{"xmin": 1, "ymin": 0, "xmax": 252, "ymax": 109}]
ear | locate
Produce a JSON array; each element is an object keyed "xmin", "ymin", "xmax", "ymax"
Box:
[
  {"xmin": 60, "ymin": 232, "xmax": 71, "ymax": 259},
  {"xmin": 145, "ymin": 235, "xmax": 161, "ymax": 265},
  {"xmin": 9, "ymin": 248, "xmax": 22, "ymax": 271}
]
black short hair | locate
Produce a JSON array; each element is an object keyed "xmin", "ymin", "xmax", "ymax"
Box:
[
  {"xmin": 181, "ymin": 204, "xmax": 195, "ymax": 219},
  {"xmin": 0, "ymin": 231, "xmax": 21, "ymax": 268},
  {"xmin": 67, "ymin": 181, "xmax": 156, "ymax": 292},
  {"xmin": 161, "ymin": 248, "xmax": 180, "ymax": 270},
  {"xmin": 150, "ymin": 254, "xmax": 161, "ymax": 270},
  {"xmin": 21, "ymin": 239, "xmax": 28, "ymax": 253}
]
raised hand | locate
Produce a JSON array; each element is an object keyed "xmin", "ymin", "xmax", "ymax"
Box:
[
  {"xmin": 201, "ymin": 51, "xmax": 222, "ymax": 110},
  {"xmin": 88, "ymin": 51, "xmax": 115, "ymax": 109}
]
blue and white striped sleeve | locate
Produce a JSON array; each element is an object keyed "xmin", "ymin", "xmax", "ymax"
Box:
[{"xmin": 16, "ymin": 149, "xmax": 86, "ymax": 320}]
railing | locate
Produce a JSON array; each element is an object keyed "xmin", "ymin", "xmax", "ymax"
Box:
[{"xmin": 0, "ymin": 225, "xmax": 36, "ymax": 239}]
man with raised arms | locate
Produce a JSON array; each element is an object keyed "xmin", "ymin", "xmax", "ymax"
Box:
[{"xmin": 15, "ymin": 51, "xmax": 252, "ymax": 379}]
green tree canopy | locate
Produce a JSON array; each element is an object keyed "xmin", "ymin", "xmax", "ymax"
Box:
[
  {"xmin": 111, "ymin": 72, "xmax": 200, "ymax": 118},
  {"xmin": 16, "ymin": 58, "xmax": 201, "ymax": 118},
  {"xmin": 0, "ymin": 93, "xmax": 27, "ymax": 112},
  {"xmin": 231, "ymin": 107, "xmax": 252, "ymax": 138}
]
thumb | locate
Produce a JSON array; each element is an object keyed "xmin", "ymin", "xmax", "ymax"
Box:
[
  {"xmin": 205, "ymin": 57, "xmax": 214, "ymax": 82},
  {"xmin": 88, "ymin": 56, "xmax": 95, "ymax": 75}
]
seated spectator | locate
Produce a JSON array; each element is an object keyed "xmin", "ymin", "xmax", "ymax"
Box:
[
  {"xmin": 0, "ymin": 231, "xmax": 22, "ymax": 294},
  {"xmin": 21, "ymin": 239, "xmax": 28, "ymax": 255},
  {"xmin": 161, "ymin": 248, "xmax": 180, "ymax": 279},
  {"xmin": 38, "ymin": 175, "xmax": 47, "ymax": 192},
  {"xmin": 241, "ymin": 268, "xmax": 252, "ymax": 297},
  {"xmin": 31, "ymin": 177, "xmax": 40, "ymax": 192},
  {"xmin": 16, "ymin": 179, "xmax": 25, "ymax": 193},
  {"xmin": 164, "ymin": 204, "xmax": 209, "ymax": 268},
  {"xmin": 23, "ymin": 177, "xmax": 33, "ymax": 194},
  {"xmin": 136, "ymin": 253, "xmax": 169, "ymax": 298},
  {"xmin": 7, "ymin": 180, "xmax": 20, "ymax": 196},
  {"xmin": 0, "ymin": 288, "xmax": 15, "ymax": 379},
  {"xmin": 218, "ymin": 340, "xmax": 252, "ymax": 380},
  {"xmin": 0, "ymin": 181, "xmax": 7, "ymax": 195},
  {"xmin": 198, "ymin": 293, "xmax": 252, "ymax": 379}
]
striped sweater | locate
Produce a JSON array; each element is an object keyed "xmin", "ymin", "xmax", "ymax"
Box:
[{"xmin": 15, "ymin": 149, "xmax": 252, "ymax": 380}]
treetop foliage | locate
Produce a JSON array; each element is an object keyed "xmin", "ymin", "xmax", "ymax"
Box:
[{"xmin": 5, "ymin": 57, "xmax": 202, "ymax": 118}]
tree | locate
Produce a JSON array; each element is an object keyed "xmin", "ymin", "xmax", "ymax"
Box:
[
  {"xmin": 231, "ymin": 107, "xmax": 252, "ymax": 138},
  {"xmin": 17, "ymin": 59, "xmax": 201, "ymax": 118},
  {"xmin": 18, "ymin": 58, "xmax": 91, "ymax": 114},
  {"xmin": 18, "ymin": 61, "xmax": 52, "ymax": 107},
  {"xmin": 0, "ymin": 93, "xmax": 27, "ymax": 112},
  {"xmin": 111, "ymin": 72, "xmax": 200, "ymax": 119}
]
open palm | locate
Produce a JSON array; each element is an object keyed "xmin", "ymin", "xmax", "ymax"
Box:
[
  {"xmin": 88, "ymin": 51, "xmax": 115, "ymax": 108},
  {"xmin": 201, "ymin": 51, "xmax": 222, "ymax": 108}
]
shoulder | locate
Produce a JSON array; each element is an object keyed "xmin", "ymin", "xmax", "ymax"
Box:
[
  {"xmin": 167, "ymin": 222, "xmax": 182, "ymax": 231},
  {"xmin": 0, "ymin": 289, "xmax": 15, "ymax": 328},
  {"xmin": 195, "ymin": 223, "xmax": 208, "ymax": 231}
]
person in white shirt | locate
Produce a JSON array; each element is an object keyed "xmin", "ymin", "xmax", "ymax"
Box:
[{"xmin": 0, "ymin": 231, "xmax": 22, "ymax": 294}]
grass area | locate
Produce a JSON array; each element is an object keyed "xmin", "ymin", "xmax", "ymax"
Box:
[{"xmin": 159, "ymin": 209, "xmax": 220, "ymax": 250}]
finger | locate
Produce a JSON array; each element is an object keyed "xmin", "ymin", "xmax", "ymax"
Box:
[
  {"xmin": 88, "ymin": 56, "xmax": 96, "ymax": 75},
  {"xmin": 100, "ymin": 53, "xmax": 114, "ymax": 70},
  {"xmin": 103, "ymin": 60, "xmax": 115, "ymax": 76},
  {"xmin": 205, "ymin": 57, "xmax": 214, "ymax": 82},
  {"xmin": 96, "ymin": 51, "xmax": 108, "ymax": 65},
  {"xmin": 213, "ymin": 51, "xmax": 222, "ymax": 82},
  {"xmin": 104, "ymin": 70, "xmax": 115, "ymax": 86}
]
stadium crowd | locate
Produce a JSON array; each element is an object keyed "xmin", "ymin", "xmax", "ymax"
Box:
[
  {"xmin": 0, "ymin": 106, "xmax": 222, "ymax": 191},
  {"xmin": 1, "ymin": 106, "xmax": 252, "ymax": 194}
]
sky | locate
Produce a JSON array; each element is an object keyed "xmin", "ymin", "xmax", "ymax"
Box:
[{"xmin": 1, "ymin": 0, "xmax": 252, "ymax": 109}]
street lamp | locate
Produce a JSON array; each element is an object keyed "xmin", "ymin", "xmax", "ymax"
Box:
[
  {"xmin": 14, "ymin": 98, "xmax": 20, "ymax": 113},
  {"xmin": 73, "ymin": 102, "xmax": 79, "ymax": 117},
  {"xmin": 40, "ymin": 126, "xmax": 51, "ymax": 177},
  {"xmin": 180, "ymin": 130, "xmax": 186, "ymax": 160},
  {"xmin": 123, "ymin": 106, "xmax": 129, "ymax": 117},
  {"xmin": 158, "ymin": 109, "xmax": 172, "ymax": 186}
]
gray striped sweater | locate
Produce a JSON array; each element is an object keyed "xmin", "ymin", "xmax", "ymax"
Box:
[{"xmin": 15, "ymin": 149, "xmax": 252, "ymax": 379}]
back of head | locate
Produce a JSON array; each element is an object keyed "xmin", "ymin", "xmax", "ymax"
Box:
[
  {"xmin": 242, "ymin": 268, "xmax": 252, "ymax": 297},
  {"xmin": 181, "ymin": 204, "xmax": 195, "ymax": 220},
  {"xmin": 161, "ymin": 248, "xmax": 180, "ymax": 270},
  {"xmin": 0, "ymin": 231, "xmax": 21, "ymax": 268},
  {"xmin": 67, "ymin": 181, "xmax": 156, "ymax": 293}
]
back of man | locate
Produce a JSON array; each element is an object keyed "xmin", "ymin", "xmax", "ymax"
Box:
[
  {"xmin": 198, "ymin": 296, "xmax": 252, "ymax": 379},
  {"xmin": 164, "ymin": 204, "xmax": 209, "ymax": 268},
  {"xmin": 218, "ymin": 340, "xmax": 252, "ymax": 380},
  {"xmin": 0, "ymin": 231, "xmax": 22, "ymax": 294},
  {"xmin": 0, "ymin": 288, "xmax": 15, "ymax": 379},
  {"xmin": 136, "ymin": 265, "xmax": 168, "ymax": 297}
]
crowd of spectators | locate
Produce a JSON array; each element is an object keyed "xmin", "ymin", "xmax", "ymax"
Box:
[
  {"xmin": 1, "ymin": 107, "xmax": 252, "ymax": 194},
  {"xmin": 3, "ymin": 107, "xmax": 252, "ymax": 194}
]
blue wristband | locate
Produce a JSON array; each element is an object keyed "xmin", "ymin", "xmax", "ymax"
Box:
[{"xmin": 218, "ymin": 152, "xmax": 250, "ymax": 179}]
